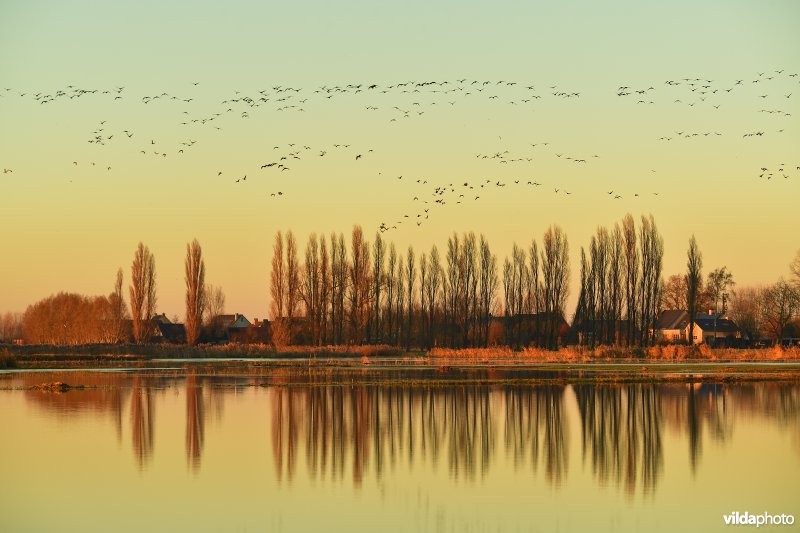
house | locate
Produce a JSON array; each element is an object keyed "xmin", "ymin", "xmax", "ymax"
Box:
[
  {"xmin": 691, "ymin": 313, "xmax": 742, "ymax": 345},
  {"xmin": 205, "ymin": 313, "xmax": 253, "ymax": 342},
  {"xmin": 654, "ymin": 310, "xmax": 689, "ymax": 343},
  {"xmin": 487, "ymin": 312, "xmax": 570, "ymax": 346},
  {"xmin": 152, "ymin": 320, "xmax": 186, "ymax": 344},
  {"xmin": 654, "ymin": 310, "xmax": 742, "ymax": 345},
  {"xmin": 214, "ymin": 313, "xmax": 252, "ymax": 330},
  {"xmin": 229, "ymin": 318, "xmax": 272, "ymax": 344},
  {"xmin": 571, "ymin": 318, "xmax": 634, "ymax": 346}
]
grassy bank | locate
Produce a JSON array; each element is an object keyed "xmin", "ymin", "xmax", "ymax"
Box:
[
  {"xmin": 3, "ymin": 342, "xmax": 408, "ymax": 360},
  {"xmin": 429, "ymin": 345, "xmax": 800, "ymax": 362},
  {"xmin": 3, "ymin": 342, "xmax": 800, "ymax": 364}
]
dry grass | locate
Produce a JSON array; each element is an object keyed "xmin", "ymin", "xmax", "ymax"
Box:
[
  {"xmin": 3, "ymin": 342, "xmax": 407, "ymax": 360},
  {"xmin": 429, "ymin": 345, "xmax": 800, "ymax": 363},
  {"xmin": 5, "ymin": 341, "xmax": 800, "ymax": 363}
]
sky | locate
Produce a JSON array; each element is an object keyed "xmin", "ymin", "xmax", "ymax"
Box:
[{"xmin": 1, "ymin": 0, "xmax": 799, "ymax": 321}]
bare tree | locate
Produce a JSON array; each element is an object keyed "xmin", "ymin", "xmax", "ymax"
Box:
[
  {"xmin": 286, "ymin": 231, "xmax": 300, "ymax": 331},
  {"xmin": 110, "ymin": 268, "xmax": 127, "ymax": 342},
  {"xmin": 685, "ymin": 235, "xmax": 703, "ymax": 345},
  {"xmin": 512, "ymin": 243, "xmax": 527, "ymax": 347},
  {"xmin": 608, "ymin": 224, "xmax": 623, "ymax": 344},
  {"xmin": 385, "ymin": 243, "xmax": 397, "ymax": 344},
  {"xmin": 478, "ymin": 237, "xmax": 496, "ymax": 346},
  {"xmin": 331, "ymin": 233, "xmax": 348, "ymax": 344},
  {"xmin": 302, "ymin": 234, "xmax": 321, "ymax": 344},
  {"xmin": 637, "ymin": 215, "xmax": 663, "ymax": 345},
  {"xmin": 419, "ymin": 251, "xmax": 428, "ymax": 344},
  {"xmin": 729, "ymin": 286, "xmax": 763, "ymax": 340},
  {"xmin": 426, "ymin": 246, "xmax": 443, "ymax": 348},
  {"xmin": 706, "ymin": 267, "xmax": 735, "ymax": 315},
  {"xmin": 23, "ymin": 293, "xmax": 117, "ymax": 344},
  {"xmin": 761, "ymin": 279, "xmax": 799, "ymax": 343},
  {"xmin": 541, "ymin": 225, "xmax": 570, "ymax": 349},
  {"xmin": 129, "ymin": 243, "xmax": 157, "ymax": 343},
  {"xmin": 270, "ymin": 231, "xmax": 285, "ymax": 320},
  {"xmin": 405, "ymin": 246, "xmax": 416, "ymax": 347},
  {"xmin": 348, "ymin": 226, "xmax": 370, "ymax": 344},
  {"xmin": 319, "ymin": 239, "xmax": 330, "ymax": 344},
  {"xmin": 394, "ymin": 263, "xmax": 405, "ymax": 345},
  {"xmin": 0, "ymin": 312, "xmax": 22, "ymax": 342},
  {"xmin": 269, "ymin": 231, "xmax": 290, "ymax": 346},
  {"xmin": 371, "ymin": 233, "xmax": 385, "ymax": 343},
  {"xmin": 446, "ymin": 234, "xmax": 460, "ymax": 347},
  {"xmin": 528, "ymin": 240, "xmax": 540, "ymax": 346},
  {"xmin": 462, "ymin": 232, "xmax": 478, "ymax": 346},
  {"xmin": 184, "ymin": 239, "xmax": 206, "ymax": 346},
  {"xmin": 791, "ymin": 250, "xmax": 800, "ymax": 290},
  {"xmin": 622, "ymin": 214, "xmax": 638, "ymax": 345},
  {"xmin": 573, "ymin": 248, "xmax": 589, "ymax": 345},
  {"xmin": 663, "ymin": 274, "xmax": 687, "ymax": 310},
  {"xmin": 203, "ymin": 284, "xmax": 226, "ymax": 339}
]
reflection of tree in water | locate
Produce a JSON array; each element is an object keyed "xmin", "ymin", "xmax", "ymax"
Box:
[
  {"xmin": 130, "ymin": 376, "xmax": 154, "ymax": 468},
  {"xmin": 771, "ymin": 384, "xmax": 800, "ymax": 458},
  {"xmin": 185, "ymin": 373, "xmax": 205, "ymax": 471},
  {"xmin": 269, "ymin": 384, "xmax": 497, "ymax": 486},
  {"xmin": 504, "ymin": 385, "xmax": 568, "ymax": 484},
  {"xmin": 574, "ymin": 384, "xmax": 661, "ymax": 495}
]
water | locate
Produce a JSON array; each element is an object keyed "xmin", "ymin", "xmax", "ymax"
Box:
[{"xmin": 1, "ymin": 366, "xmax": 798, "ymax": 532}]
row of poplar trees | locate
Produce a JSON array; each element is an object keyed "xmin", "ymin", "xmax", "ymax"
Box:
[
  {"xmin": 269, "ymin": 224, "xmax": 572, "ymax": 349},
  {"xmin": 572, "ymin": 214, "xmax": 664, "ymax": 347}
]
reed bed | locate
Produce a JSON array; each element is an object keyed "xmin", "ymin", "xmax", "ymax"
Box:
[
  {"xmin": 429, "ymin": 345, "xmax": 800, "ymax": 363},
  {"xmin": 4, "ymin": 342, "xmax": 799, "ymax": 364}
]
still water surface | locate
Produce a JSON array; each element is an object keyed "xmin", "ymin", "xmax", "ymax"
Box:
[{"xmin": 1, "ymin": 366, "xmax": 798, "ymax": 532}]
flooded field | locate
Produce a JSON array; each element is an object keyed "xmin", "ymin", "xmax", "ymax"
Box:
[{"xmin": 1, "ymin": 364, "xmax": 798, "ymax": 532}]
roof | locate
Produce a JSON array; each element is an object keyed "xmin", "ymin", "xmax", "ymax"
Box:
[
  {"xmin": 213, "ymin": 313, "xmax": 251, "ymax": 329},
  {"xmin": 155, "ymin": 322, "xmax": 186, "ymax": 342},
  {"xmin": 655, "ymin": 310, "xmax": 688, "ymax": 330},
  {"xmin": 693, "ymin": 316, "xmax": 740, "ymax": 333},
  {"xmin": 151, "ymin": 313, "xmax": 172, "ymax": 324}
]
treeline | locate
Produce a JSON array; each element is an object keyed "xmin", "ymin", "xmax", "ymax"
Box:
[
  {"xmin": 270, "ymin": 216, "xmax": 663, "ymax": 349},
  {"xmin": 17, "ymin": 242, "xmax": 222, "ymax": 346},
  {"xmin": 21, "ymin": 289, "xmax": 126, "ymax": 345},
  {"xmin": 572, "ymin": 214, "xmax": 664, "ymax": 347},
  {"xmin": 12, "ymin": 215, "xmax": 798, "ymax": 348},
  {"xmin": 270, "ymin": 225, "xmax": 570, "ymax": 349},
  {"xmin": 0, "ymin": 312, "xmax": 23, "ymax": 342}
]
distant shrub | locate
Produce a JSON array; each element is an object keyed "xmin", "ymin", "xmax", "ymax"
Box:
[{"xmin": 0, "ymin": 347, "xmax": 17, "ymax": 368}]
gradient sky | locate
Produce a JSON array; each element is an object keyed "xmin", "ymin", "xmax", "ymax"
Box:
[{"xmin": 1, "ymin": 0, "xmax": 799, "ymax": 320}]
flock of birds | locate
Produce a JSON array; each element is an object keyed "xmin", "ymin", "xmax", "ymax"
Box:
[{"xmin": 1, "ymin": 69, "xmax": 797, "ymax": 233}]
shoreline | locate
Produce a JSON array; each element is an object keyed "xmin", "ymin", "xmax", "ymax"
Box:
[{"xmin": 3, "ymin": 342, "xmax": 800, "ymax": 367}]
